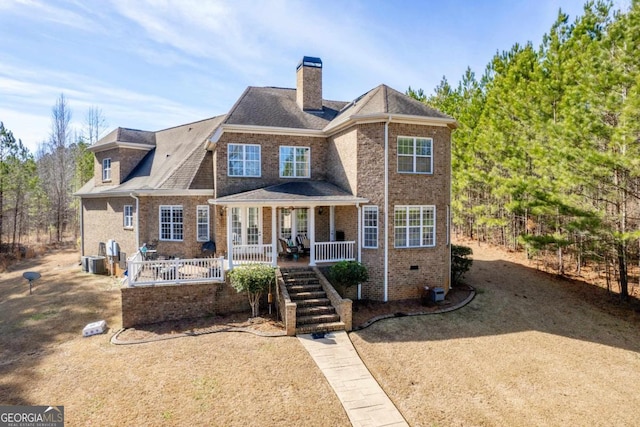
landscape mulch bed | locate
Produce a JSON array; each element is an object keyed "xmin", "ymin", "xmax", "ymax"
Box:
[{"xmin": 115, "ymin": 285, "xmax": 474, "ymax": 343}]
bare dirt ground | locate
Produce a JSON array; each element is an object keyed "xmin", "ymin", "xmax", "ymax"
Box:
[
  {"xmin": 351, "ymin": 239, "xmax": 640, "ymax": 426},
  {"xmin": 3, "ymin": 243, "xmax": 640, "ymax": 426}
]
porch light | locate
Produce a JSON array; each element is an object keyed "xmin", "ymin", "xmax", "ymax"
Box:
[{"xmin": 318, "ymin": 207, "xmax": 323, "ymax": 215}]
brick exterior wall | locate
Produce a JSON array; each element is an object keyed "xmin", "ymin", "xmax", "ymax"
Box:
[
  {"xmin": 82, "ymin": 195, "xmax": 215, "ymax": 259},
  {"xmin": 82, "ymin": 197, "xmax": 137, "ymax": 257},
  {"xmin": 214, "ymin": 133, "xmax": 327, "ymax": 198},
  {"xmin": 354, "ymin": 122, "xmax": 452, "ymax": 301},
  {"xmin": 94, "ymin": 147, "xmax": 149, "ymax": 187},
  {"xmin": 327, "ymin": 128, "xmax": 358, "ymax": 193},
  {"xmin": 121, "ymin": 280, "xmax": 248, "ymax": 328}
]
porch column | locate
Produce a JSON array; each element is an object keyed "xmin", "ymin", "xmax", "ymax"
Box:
[
  {"xmin": 309, "ymin": 206, "xmax": 316, "ymax": 266},
  {"xmin": 271, "ymin": 206, "xmax": 277, "ymax": 266},
  {"xmin": 330, "ymin": 205, "xmax": 336, "ymax": 241},
  {"xmin": 226, "ymin": 207, "xmax": 233, "ymax": 269}
]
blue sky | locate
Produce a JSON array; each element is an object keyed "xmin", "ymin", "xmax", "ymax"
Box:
[{"xmin": 0, "ymin": 0, "xmax": 623, "ymax": 153}]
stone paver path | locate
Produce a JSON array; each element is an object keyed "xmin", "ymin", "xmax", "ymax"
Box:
[{"xmin": 298, "ymin": 331, "xmax": 408, "ymax": 427}]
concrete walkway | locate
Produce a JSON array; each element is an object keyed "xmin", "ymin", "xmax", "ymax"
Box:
[{"xmin": 298, "ymin": 331, "xmax": 409, "ymax": 427}]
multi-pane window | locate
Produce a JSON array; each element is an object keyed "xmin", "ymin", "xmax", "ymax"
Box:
[
  {"xmin": 102, "ymin": 158, "xmax": 111, "ymax": 181},
  {"xmin": 279, "ymin": 146, "xmax": 310, "ymax": 178},
  {"xmin": 197, "ymin": 206, "xmax": 209, "ymax": 242},
  {"xmin": 231, "ymin": 207, "xmax": 242, "ymax": 244},
  {"xmin": 231, "ymin": 207, "xmax": 261, "ymax": 245},
  {"xmin": 296, "ymin": 209, "xmax": 308, "ymax": 238},
  {"xmin": 397, "ymin": 137, "xmax": 432, "ymax": 174},
  {"xmin": 280, "ymin": 208, "xmax": 292, "ymax": 239},
  {"xmin": 394, "ymin": 206, "xmax": 435, "ymax": 248},
  {"xmin": 159, "ymin": 205, "xmax": 183, "ymax": 241},
  {"xmin": 363, "ymin": 206, "xmax": 378, "ymax": 248},
  {"xmin": 123, "ymin": 205, "xmax": 133, "ymax": 228},
  {"xmin": 228, "ymin": 144, "xmax": 261, "ymax": 177}
]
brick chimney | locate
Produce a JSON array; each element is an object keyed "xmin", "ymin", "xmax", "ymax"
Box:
[{"xmin": 296, "ymin": 56, "xmax": 323, "ymax": 111}]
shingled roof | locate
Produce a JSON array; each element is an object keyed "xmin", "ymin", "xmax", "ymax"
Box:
[
  {"xmin": 224, "ymin": 86, "xmax": 348, "ymax": 130},
  {"xmin": 211, "ymin": 181, "xmax": 368, "ymax": 206},
  {"xmin": 76, "ymin": 115, "xmax": 224, "ymax": 196}
]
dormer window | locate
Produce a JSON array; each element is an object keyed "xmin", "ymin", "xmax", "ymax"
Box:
[{"xmin": 102, "ymin": 158, "xmax": 111, "ymax": 181}]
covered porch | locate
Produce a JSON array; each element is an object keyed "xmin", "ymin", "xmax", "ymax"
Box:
[{"xmin": 210, "ymin": 181, "xmax": 368, "ymax": 269}]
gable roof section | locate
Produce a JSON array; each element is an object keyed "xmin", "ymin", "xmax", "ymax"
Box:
[
  {"xmin": 76, "ymin": 115, "xmax": 224, "ymax": 197},
  {"xmin": 325, "ymin": 84, "xmax": 456, "ymax": 133},
  {"xmin": 211, "ymin": 181, "xmax": 368, "ymax": 206}
]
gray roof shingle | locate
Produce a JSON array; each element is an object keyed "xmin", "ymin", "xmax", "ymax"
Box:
[
  {"xmin": 76, "ymin": 115, "xmax": 224, "ymax": 196},
  {"xmin": 224, "ymin": 87, "xmax": 348, "ymax": 130},
  {"xmin": 213, "ymin": 181, "xmax": 368, "ymax": 205}
]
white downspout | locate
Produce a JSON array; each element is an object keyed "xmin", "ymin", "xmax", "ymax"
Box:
[
  {"xmin": 356, "ymin": 202, "xmax": 362, "ymax": 300},
  {"xmin": 384, "ymin": 115, "xmax": 391, "ymax": 302},
  {"xmin": 130, "ymin": 193, "xmax": 140, "ymax": 251}
]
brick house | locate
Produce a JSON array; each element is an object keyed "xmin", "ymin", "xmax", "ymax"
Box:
[{"xmin": 76, "ymin": 56, "xmax": 456, "ymax": 307}]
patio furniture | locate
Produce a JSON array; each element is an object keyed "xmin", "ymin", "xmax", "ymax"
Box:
[
  {"xmin": 279, "ymin": 238, "xmax": 299, "ymax": 259},
  {"xmin": 296, "ymin": 235, "xmax": 310, "ymax": 255}
]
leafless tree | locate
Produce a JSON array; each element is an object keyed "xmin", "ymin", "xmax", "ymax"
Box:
[{"xmin": 84, "ymin": 106, "xmax": 108, "ymax": 144}]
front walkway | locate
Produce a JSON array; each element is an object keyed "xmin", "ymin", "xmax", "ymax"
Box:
[{"xmin": 298, "ymin": 331, "xmax": 408, "ymax": 427}]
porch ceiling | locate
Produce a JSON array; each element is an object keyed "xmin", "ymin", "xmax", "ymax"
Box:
[{"xmin": 209, "ymin": 180, "xmax": 368, "ymax": 207}]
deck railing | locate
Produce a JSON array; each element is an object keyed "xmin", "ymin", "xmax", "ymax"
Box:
[
  {"xmin": 232, "ymin": 244, "xmax": 273, "ymax": 264},
  {"xmin": 126, "ymin": 253, "xmax": 225, "ymax": 287},
  {"xmin": 314, "ymin": 241, "xmax": 356, "ymax": 263}
]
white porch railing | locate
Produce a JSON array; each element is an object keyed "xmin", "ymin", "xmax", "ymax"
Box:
[
  {"xmin": 126, "ymin": 252, "xmax": 225, "ymax": 287},
  {"xmin": 314, "ymin": 241, "xmax": 356, "ymax": 263},
  {"xmin": 232, "ymin": 244, "xmax": 273, "ymax": 264}
]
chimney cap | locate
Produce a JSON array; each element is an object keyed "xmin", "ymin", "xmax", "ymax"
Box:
[{"xmin": 297, "ymin": 56, "xmax": 322, "ymax": 70}]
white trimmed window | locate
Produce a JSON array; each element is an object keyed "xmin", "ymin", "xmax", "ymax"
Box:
[
  {"xmin": 394, "ymin": 206, "xmax": 436, "ymax": 248},
  {"xmin": 123, "ymin": 205, "xmax": 133, "ymax": 228},
  {"xmin": 197, "ymin": 205, "xmax": 209, "ymax": 242},
  {"xmin": 363, "ymin": 206, "xmax": 378, "ymax": 248},
  {"xmin": 102, "ymin": 158, "xmax": 111, "ymax": 181},
  {"xmin": 279, "ymin": 146, "xmax": 310, "ymax": 178},
  {"xmin": 159, "ymin": 205, "xmax": 183, "ymax": 241},
  {"xmin": 397, "ymin": 137, "xmax": 432, "ymax": 174},
  {"xmin": 228, "ymin": 144, "xmax": 261, "ymax": 177}
]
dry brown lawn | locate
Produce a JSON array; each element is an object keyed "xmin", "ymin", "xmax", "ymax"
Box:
[
  {"xmin": 3, "ymin": 244, "xmax": 640, "ymax": 426},
  {"xmin": 0, "ymin": 248, "xmax": 349, "ymax": 426},
  {"xmin": 351, "ymin": 240, "xmax": 640, "ymax": 426}
]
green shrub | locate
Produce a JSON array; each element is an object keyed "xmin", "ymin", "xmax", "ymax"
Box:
[
  {"xmin": 329, "ymin": 260, "xmax": 368, "ymax": 289},
  {"xmin": 228, "ymin": 264, "xmax": 276, "ymax": 317},
  {"xmin": 451, "ymin": 245, "xmax": 473, "ymax": 286}
]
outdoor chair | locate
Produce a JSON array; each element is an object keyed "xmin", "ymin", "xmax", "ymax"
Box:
[
  {"xmin": 278, "ymin": 238, "xmax": 299, "ymax": 259},
  {"xmin": 296, "ymin": 235, "xmax": 310, "ymax": 255}
]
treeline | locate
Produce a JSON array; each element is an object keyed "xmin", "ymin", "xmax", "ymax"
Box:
[
  {"xmin": 0, "ymin": 94, "xmax": 104, "ymax": 254},
  {"xmin": 410, "ymin": 1, "xmax": 640, "ymax": 299}
]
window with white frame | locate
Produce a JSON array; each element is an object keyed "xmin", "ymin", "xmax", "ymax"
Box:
[
  {"xmin": 363, "ymin": 206, "xmax": 378, "ymax": 248},
  {"xmin": 102, "ymin": 158, "xmax": 111, "ymax": 181},
  {"xmin": 159, "ymin": 205, "xmax": 183, "ymax": 241},
  {"xmin": 279, "ymin": 146, "xmax": 310, "ymax": 178},
  {"xmin": 394, "ymin": 205, "xmax": 435, "ymax": 248},
  {"xmin": 123, "ymin": 205, "xmax": 133, "ymax": 228},
  {"xmin": 228, "ymin": 144, "xmax": 261, "ymax": 177},
  {"xmin": 397, "ymin": 137, "xmax": 432, "ymax": 174},
  {"xmin": 197, "ymin": 205, "xmax": 209, "ymax": 242}
]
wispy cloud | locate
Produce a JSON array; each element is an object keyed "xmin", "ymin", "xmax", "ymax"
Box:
[{"xmin": 0, "ymin": 0, "xmax": 99, "ymax": 30}]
